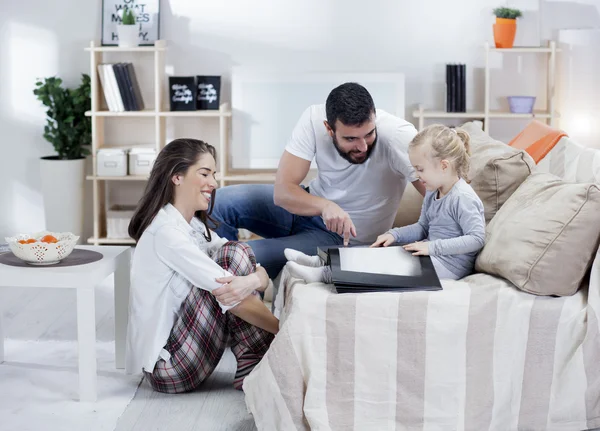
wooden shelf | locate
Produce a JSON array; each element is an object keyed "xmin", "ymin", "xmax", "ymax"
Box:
[
  {"xmin": 85, "ymin": 45, "xmax": 165, "ymax": 53},
  {"xmin": 87, "ymin": 236, "xmax": 135, "ymax": 245},
  {"xmin": 487, "ymin": 46, "xmax": 561, "ymax": 53},
  {"xmin": 412, "ymin": 110, "xmax": 485, "ymax": 119},
  {"xmin": 158, "ymin": 110, "xmax": 232, "ymax": 118},
  {"xmin": 488, "ymin": 110, "xmax": 559, "ymax": 119},
  {"xmin": 84, "ymin": 37, "xmax": 297, "ymax": 245},
  {"xmin": 413, "ymin": 110, "xmax": 559, "ymax": 120},
  {"xmin": 85, "ymin": 109, "xmax": 232, "ymax": 118},
  {"xmin": 414, "ymin": 40, "xmax": 559, "ymax": 132},
  {"xmin": 85, "ymin": 109, "xmax": 156, "ymax": 117},
  {"xmin": 86, "ymin": 175, "xmax": 149, "ymax": 181}
]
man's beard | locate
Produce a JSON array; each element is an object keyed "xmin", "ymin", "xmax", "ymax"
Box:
[{"xmin": 332, "ymin": 134, "xmax": 378, "ymax": 164}]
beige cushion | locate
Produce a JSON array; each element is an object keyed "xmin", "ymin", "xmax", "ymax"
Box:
[
  {"xmin": 475, "ymin": 172, "xmax": 600, "ymax": 296},
  {"xmin": 462, "ymin": 121, "xmax": 535, "ymax": 223},
  {"xmin": 393, "ymin": 183, "xmax": 423, "ymax": 228}
]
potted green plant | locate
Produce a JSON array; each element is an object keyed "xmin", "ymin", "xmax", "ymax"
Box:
[
  {"xmin": 493, "ymin": 7, "xmax": 522, "ymax": 48},
  {"xmin": 33, "ymin": 74, "xmax": 91, "ymax": 238},
  {"xmin": 118, "ymin": 6, "xmax": 138, "ymax": 47}
]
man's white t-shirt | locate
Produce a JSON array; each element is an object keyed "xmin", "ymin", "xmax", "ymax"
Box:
[{"xmin": 284, "ymin": 104, "xmax": 418, "ymax": 244}]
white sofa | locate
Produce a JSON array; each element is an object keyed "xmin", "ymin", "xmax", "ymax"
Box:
[{"xmin": 244, "ymin": 122, "xmax": 600, "ymax": 431}]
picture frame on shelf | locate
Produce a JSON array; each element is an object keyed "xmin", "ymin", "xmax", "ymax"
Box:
[
  {"xmin": 101, "ymin": 0, "xmax": 160, "ymax": 46},
  {"xmin": 169, "ymin": 76, "xmax": 197, "ymax": 111},
  {"xmin": 196, "ymin": 76, "xmax": 221, "ymax": 110}
]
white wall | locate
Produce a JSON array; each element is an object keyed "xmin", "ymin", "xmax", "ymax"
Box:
[
  {"xmin": 0, "ymin": 0, "xmax": 597, "ymax": 240},
  {"xmin": 0, "ymin": 1, "xmax": 101, "ymax": 241},
  {"xmin": 557, "ymin": 28, "xmax": 600, "ymax": 148}
]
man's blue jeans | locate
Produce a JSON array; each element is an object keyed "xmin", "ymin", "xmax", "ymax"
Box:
[{"xmin": 211, "ymin": 184, "xmax": 343, "ymax": 278}]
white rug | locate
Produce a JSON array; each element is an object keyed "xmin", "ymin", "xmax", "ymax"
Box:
[{"xmin": 0, "ymin": 339, "xmax": 141, "ymax": 431}]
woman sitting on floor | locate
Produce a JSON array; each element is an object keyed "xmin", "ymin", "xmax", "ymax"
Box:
[{"xmin": 125, "ymin": 138, "xmax": 278, "ymax": 393}]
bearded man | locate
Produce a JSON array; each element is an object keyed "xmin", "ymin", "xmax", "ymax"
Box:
[{"xmin": 211, "ymin": 82, "xmax": 426, "ymax": 278}]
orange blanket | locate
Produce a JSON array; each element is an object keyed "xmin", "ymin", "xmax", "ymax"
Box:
[{"xmin": 508, "ymin": 120, "xmax": 567, "ymax": 163}]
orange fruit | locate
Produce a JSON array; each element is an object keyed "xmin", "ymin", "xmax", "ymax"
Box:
[
  {"xmin": 18, "ymin": 239, "xmax": 27, "ymax": 244},
  {"xmin": 40, "ymin": 235, "xmax": 58, "ymax": 243},
  {"xmin": 26, "ymin": 238, "xmax": 37, "ymax": 244}
]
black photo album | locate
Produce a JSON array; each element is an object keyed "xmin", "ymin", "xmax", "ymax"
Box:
[{"xmin": 318, "ymin": 245, "xmax": 443, "ymax": 294}]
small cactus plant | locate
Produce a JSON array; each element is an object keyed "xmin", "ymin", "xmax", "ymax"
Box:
[{"xmin": 122, "ymin": 7, "xmax": 136, "ymax": 25}]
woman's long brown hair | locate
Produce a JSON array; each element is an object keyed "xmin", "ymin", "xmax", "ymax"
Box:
[{"xmin": 128, "ymin": 138, "xmax": 218, "ymax": 242}]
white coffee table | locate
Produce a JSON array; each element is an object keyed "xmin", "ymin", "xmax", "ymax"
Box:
[{"xmin": 0, "ymin": 245, "xmax": 131, "ymax": 402}]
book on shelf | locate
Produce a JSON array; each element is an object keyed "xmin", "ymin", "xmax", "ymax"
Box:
[
  {"xmin": 445, "ymin": 63, "xmax": 466, "ymax": 113},
  {"xmin": 460, "ymin": 64, "xmax": 466, "ymax": 112},
  {"xmin": 97, "ymin": 62, "xmax": 145, "ymax": 112}
]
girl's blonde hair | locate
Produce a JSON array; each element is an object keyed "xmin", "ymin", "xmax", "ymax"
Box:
[{"xmin": 409, "ymin": 124, "xmax": 472, "ymax": 182}]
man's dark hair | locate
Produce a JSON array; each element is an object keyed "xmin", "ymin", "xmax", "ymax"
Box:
[{"xmin": 325, "ymin": 82, "xmax": 375, "ymax": 131}]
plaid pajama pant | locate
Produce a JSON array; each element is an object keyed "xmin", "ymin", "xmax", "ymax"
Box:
[{"xmin": 144, "ymin": 241, "xmax": 275, "ymax": 393}]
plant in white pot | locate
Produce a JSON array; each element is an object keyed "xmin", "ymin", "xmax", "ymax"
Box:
[
  {"xmin": 118, "ymin": 6, "xmax": 139, "ymax": 47},
  {"xmin": 33, "ymin": 74, "xmax": 91, "ymax": 240}
]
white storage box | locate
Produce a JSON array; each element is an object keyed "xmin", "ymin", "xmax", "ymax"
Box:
[
  {"xmin": 129, "ymin": 148, "xmax": 157, "ymax": 176},
  {"xmin": 106, "ymin": 205, "xmax": 137, "ymax": 239},
  {"xmin": 97, "ymin": 148, "xmax": 128, "ymax": 176}
]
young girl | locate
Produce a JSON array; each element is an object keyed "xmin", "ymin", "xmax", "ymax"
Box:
[
  {"xmin": 285, "ymin": 124, "xmax": 486, "ymax": 281},
  {"xmin": 126, "ymin": 138, "xmax": 278, "ymax": 393}
]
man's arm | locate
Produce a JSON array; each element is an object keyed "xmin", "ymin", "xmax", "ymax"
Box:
[
  {"xmin": 274, "ymin": 150, "xmax": 357, "ymax": 245},
  {"xmin": 273, "ymin": 151, "xmax": 329, "ymax": 216},
  {"xmin": 412, "ymin": 179, "xmax": 427, "ymax": 197}
]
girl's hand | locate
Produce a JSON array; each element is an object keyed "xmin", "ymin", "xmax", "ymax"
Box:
[
  {"xmin": 370, "ymin": 233, "xmax": 395, "ymax": 247},
  {"xmin": 212, "ymin": 273, "xmax": 261, "ymax": 306},
  {"xmin": 403, "ymin": 241, "xmax": 430, "ymax": 256}
]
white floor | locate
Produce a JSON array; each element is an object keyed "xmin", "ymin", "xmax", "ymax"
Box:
[
  {"xmin": 0, "ymin": 339, "xmax": 140, "ymax": 431},
  {"xmin": 116, "ymin": 351, "xmax": 256, "ymax": 431},
  {"xmin": 0, "ymin": 274, "xmax": 256, "ymax": 431}
]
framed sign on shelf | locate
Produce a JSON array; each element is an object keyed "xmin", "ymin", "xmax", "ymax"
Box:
[{"xmin": 101, "ymin": 0, "xmax": 160, "ymax": 46}]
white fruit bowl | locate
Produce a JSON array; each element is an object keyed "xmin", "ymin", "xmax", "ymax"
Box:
[{"xmin": 4, "ymin": 231, "xmax": 79, "ymax": 265}]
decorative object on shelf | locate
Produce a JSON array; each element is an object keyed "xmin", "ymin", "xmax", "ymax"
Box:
[
  {"xmin": 106, "ymin": 205, "xmax": 137, "ymax": 239},
  {"xmin": 196, "ymin": 76, "xmax": 221, "ymax": 110},
  {"xmin": 33, "ymin": 74, "xmax": 91, "ymax": 240},
  {"xmin": 117, "ymin": 6, "xmax": 138, "ymax": 48},
  {"xmin": 97, "ymin": 148, "xmax": 128, "ymax": 176},
  {"xmin": 97, "ymin": 62, "xmax": 145, "ymax": 112},
  {"xmin": 507, "ymin": 96, "xmax": 536, "ymax": 114},
  {"xmin": 101, "ymin": 0, "xmax": 160, "ymax": 46},
  {"xmin": 445, "ymin": 64, "xmax": 466, "ymax": 113},
  {"xmin": 492, "ymin": 7, "xmax": 522, "ymax": 49},
  {"xmin": 169, "ymin": 76, "xmax": 197, "ymax": 111},
  {"xmin": 128, "ymin": 147, "xmax": 157, "ymax": 176}
]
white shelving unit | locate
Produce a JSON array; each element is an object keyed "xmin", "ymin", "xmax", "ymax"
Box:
[
  {"xmin": 85, "ymin": 40, "xmax": 276, "ymax": 246},
  {"xmin": 413, "ymin": 41, "xmax": 560, "ymax": 132}
]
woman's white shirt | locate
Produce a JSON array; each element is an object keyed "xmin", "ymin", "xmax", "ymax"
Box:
[{"xmin": 125, "ymin": 203, "xmax": 231, "ymax": 374}]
